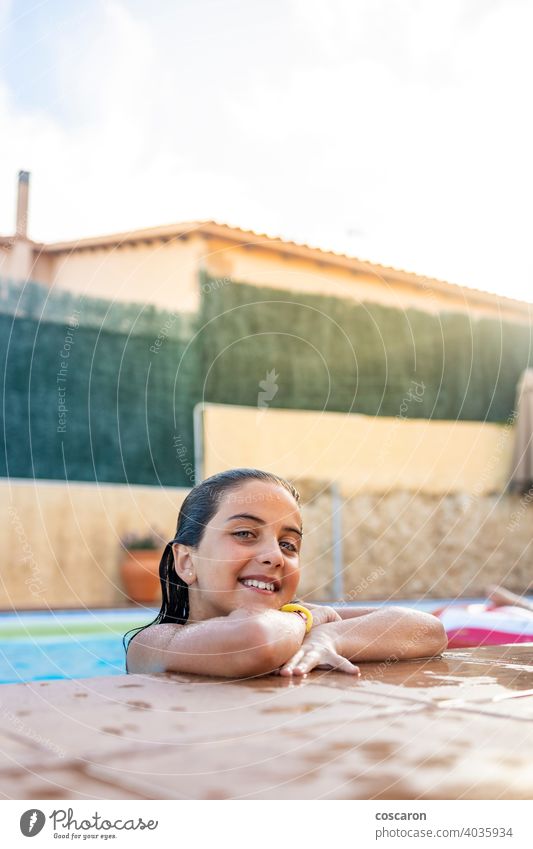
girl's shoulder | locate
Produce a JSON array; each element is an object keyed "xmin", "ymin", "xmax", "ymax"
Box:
[
  {"xmin": 126, "ymin": 622, "xmax": 184, "ymax": 673},
  {"xmin": 129, "ymin": 621, "xmax": 185, "ymax": 648}
]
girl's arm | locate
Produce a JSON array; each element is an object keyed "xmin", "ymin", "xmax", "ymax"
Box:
[
  {"xmin": 126, "ymin": 608, "xmax": 307, "ymax": 678},
  {"xmin": 325, "ymin": 607, "xmax": 447, "ymax": 662},
  {"xmin": 333, "ymin": 606, "xmax": 384, "ymax": 619},
  {"xmin": 278, "ymin": 607, "xmax": 447, "ymax": 676},
  {"xmin": 305, "ymin": 603, "xmax": 381, "ymax": 621}
]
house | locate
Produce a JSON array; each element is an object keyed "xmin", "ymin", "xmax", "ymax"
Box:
[{"xmin": 2, "ymin": 172, "xmax": 530, "ymax": 323}]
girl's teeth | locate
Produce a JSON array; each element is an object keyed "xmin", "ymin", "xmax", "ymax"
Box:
[{"xmin": 241, "ymin": 579, "xmax": 275, "ymax": 591}]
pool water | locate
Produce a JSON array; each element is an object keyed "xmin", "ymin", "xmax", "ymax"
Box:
[{"xmin": 0, "ymin": 608, "xmax": 157, "ymax": 684}]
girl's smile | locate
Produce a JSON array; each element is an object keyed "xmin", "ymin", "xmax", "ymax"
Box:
[{"xmin": 238, "ymin": 576, "xmax": 281, "ymax": 593}]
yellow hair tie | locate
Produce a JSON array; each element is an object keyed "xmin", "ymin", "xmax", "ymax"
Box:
[{"xmin": 280, "ymin": 603, "xmax": 313, "ymax": 633}]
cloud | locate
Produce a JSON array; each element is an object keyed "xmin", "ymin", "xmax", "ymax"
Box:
[{"xmin": 0, "ymin": 0, "xmax": 532, "ymax": 301}]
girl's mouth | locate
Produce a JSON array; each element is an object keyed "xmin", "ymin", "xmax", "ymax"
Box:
[{"xmin": 238, "ymin": 578, "xmax": 279, "ymax": 594}]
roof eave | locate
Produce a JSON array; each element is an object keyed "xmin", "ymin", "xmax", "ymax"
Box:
[{"xmin": 31, "ymin": 219, "xmax": 533, "ymax": 315}]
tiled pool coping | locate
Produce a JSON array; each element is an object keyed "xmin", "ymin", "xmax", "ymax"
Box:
[{"xmin": 0, "ymin": 644, "xmax": 531, "ymax": 800}]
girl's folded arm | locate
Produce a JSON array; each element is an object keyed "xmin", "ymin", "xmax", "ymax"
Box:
[
  {"xmin": 126, "ymin": 609, "xmax": 307, "ymax": 678},
  {"xmin": 322, "ymin": 607, "xmax": 448, "ymax": 662},
  {"xmin": 328, "ymin": 605, "xmax": 381, "ymax": 620}
]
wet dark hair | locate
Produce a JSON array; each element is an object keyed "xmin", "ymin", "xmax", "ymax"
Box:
[{"xmin": 123, "ymin": 468, "xmax": 301, "ymax": 665}]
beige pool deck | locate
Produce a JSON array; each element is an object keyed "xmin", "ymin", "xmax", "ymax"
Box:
[{"xmin": 0, "ymin": 644, "xmax": 532, "ymax": 800}]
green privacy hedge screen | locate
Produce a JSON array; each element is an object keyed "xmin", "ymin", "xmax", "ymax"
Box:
[
  {"xmin": 0, "ymin": 280, "xmax": 200, "ymax": 486},
  {"xmin": 199, "ymin": 275, "xmax": 532, "ymax": 423},
  {"xmin": 1, "ymin": 274, "xmax": 531, "ymax": 485}
]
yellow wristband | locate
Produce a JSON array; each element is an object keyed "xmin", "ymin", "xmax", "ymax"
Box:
[{"xmin": 280, "ymin": 603, "xmax": 313, "ymax": 633}]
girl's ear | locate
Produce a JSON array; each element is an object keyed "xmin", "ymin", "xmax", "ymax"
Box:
[{"xmin": 172, "ymin": 543, "xmax": 196, "ymax": 585}]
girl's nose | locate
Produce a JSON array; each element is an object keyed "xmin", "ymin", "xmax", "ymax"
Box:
[{"xmin": 258, "ymin": 541, "xmax": 284, "ymax": 567}]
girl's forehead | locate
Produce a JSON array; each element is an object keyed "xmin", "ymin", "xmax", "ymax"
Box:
[{"xmin": 215, "ymin": 482, "xmax": 300, "ymax": 518}]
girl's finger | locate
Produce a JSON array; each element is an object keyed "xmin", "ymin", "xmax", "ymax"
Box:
[
  {"xmin": 286, "ymin": 648, "xmax": 305, "ymax": 666},
  {"xmin": 331, "ymin": 655, "xmax": 361, "ymax": 675},
  {"xmin": 293, "ymin": 649, "xmax": 321, "ymax": 675},
  {"xmin": 278, "ymin": 648, "xmax": 305, "ymax": 676}
]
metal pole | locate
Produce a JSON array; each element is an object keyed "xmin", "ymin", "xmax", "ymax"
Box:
[
  {"xmin": 330, "ymin": 481, "xmax": 344, "ymax": 601},
  {"xmin": 193, "ymin": 402, "xmax": 205, "ymax": 483}
]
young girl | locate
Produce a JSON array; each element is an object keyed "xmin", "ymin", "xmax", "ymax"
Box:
[{"xmin": 124, "ymin": 468, "xmax": 447, "ymax": 678}]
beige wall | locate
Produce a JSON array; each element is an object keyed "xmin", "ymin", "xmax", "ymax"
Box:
[
  {"xmin": 199, "ymin": 404, "xmax": 515, "ymax": 496},
  {"xmin": 0, "ymin": 243, "xmax": 12, "ymax": 277},
  {"xmin": 0, "ymin": 238, "xmax": 33, "ymax": 282},
  {"xmin": 41, "ymin": 235, "xmax": 205, "ymax": 313},
  {"xmin": 203, "ymin": 237, "xmax": 528, "ymax": 322},
  {"xmin": 1, "ymin": 480, "xmax": 188, "ymax": 609},
  {"xmin": 29, "ymin": 249, "xmax": 54, "ymax": 284},
  {"xmin": 204, "ymin": 239, "xmax": 441, "ymax": 315}
]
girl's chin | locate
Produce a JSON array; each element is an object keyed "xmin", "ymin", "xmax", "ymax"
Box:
[{"xmin": 235, "ymin": 586, "xmax": 287, "ymax": 608}]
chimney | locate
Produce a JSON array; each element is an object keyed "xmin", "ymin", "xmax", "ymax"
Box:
[{"xmin": 16, "ymin": 170, "xmax": 30, "ymax": 238}]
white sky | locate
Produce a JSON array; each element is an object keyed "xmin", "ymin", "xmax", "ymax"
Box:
[{"xmin": 0, "ymin": 0, "xmax": 532, "ymax": 301}]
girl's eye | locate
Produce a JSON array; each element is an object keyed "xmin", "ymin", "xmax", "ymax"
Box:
[{"xmin": 232, "ymin": 531, "xmax": 298, "ymax": 553}]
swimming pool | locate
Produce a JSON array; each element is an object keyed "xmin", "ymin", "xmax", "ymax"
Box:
[{"xmin": 0, "ymin": 608, "xmax": 157, "ymax": 684}]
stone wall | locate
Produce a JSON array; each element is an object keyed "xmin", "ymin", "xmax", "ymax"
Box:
[
  {"xmin": 299, "ymin": 487, "xmax": 533, "ymax": 601},
  {"xmin": 293, "ymin": 480, "xmax": 337, "ymax": 600}
]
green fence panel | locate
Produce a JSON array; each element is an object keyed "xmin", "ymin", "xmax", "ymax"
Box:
[
  {"xmin": 199, "ymin": 275, "xmax": 533, "ymax": 423},
  {"xmin": 0, "ymin": 281, "xmax": 201, "ymax": 485}
]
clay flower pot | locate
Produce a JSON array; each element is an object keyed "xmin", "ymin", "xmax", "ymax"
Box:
[{"xmin": 120, "ymin": 549, "xmax": 161, "ymax": 604}]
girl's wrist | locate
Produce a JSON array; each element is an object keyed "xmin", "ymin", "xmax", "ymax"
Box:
[
  {"xmin": 280, "ymin": 603, "xmax": 314, "ymax": 633},
  {"xmin": 292, "ymin": 611, "xmax": 309, "ymax": 635},
  {"xmin": 289, "ymin": 612, "xmax": 308, "ymax": 645}
]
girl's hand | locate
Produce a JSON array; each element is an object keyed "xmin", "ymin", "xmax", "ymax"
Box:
[
  {"xmin": 302, "ymin": 603, "xmax": 342, "ymax": 627},
  {"xmin": 277, "ymin": 628, "xmax": 360, "ymax": 677}
]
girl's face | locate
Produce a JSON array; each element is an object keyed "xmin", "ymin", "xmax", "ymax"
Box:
[{"xmin": 174, "ymin": 480, "xmax": 303, "ymax": 621}]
